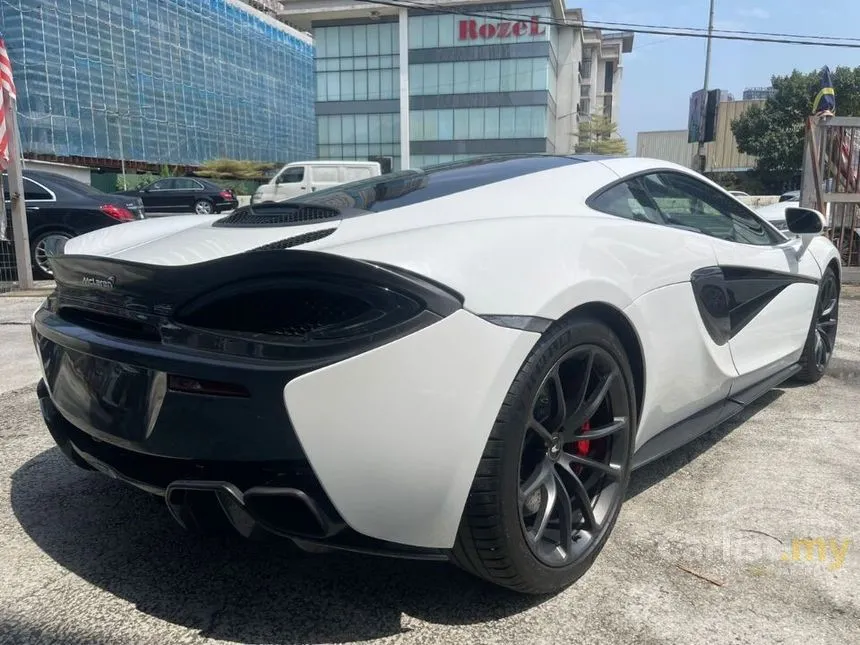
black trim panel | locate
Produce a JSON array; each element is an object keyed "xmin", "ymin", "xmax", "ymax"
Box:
[
  {"xmin": 632, "ymin": 363, "xmax": 801, "ymax": 470},
  {"xmin": 479, "ymin": 314, "xmax": 552, "ymax": 333},
  {"xmin": 691, "ymin": 265, "xmax": 819, "ymax": 346}
]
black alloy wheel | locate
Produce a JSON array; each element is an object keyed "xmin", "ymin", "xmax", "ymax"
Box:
[
  {"xmin": 519, "ymin": 345, "xmax": 630, "ymax": 567},
  {"xmin": 813, "ymin": 270, "xmax": 839, "ymax": 372},
  {"xmin": 795, "ymin": 266, "xmax": 840, "ymax": 383},
  {"xmin": 452, "ymin": 317, "xmax": 636, "ymax": 594}
]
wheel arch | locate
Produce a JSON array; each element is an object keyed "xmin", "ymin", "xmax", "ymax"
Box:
[
  {"xmin": 553, "ymin": 301, "xmax": 646, "ymax": 423},
  {"xmin": 827, "ymin": 257, "xmax": 841, "ymax": 285},
  {"xmin": 29, "ymin": 224, "xmax": 76, "ymax": 242}
]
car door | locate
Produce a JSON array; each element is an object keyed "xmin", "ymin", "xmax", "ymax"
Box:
[
  {"xmin": 139, "ymin": 178, "xmax": 175, "ymax": 211},
  {"xmin": 3, "ymin": 174, "xmax": 61, "ymax": 232},
  {"xmin": 639, "ymin": 171, "xmax": 821, "ymax": 392},
  {"xmin": 273, "ymin": 165, "xmax": 307, "ymax": 201},
  {"xmin": 309, "ymin": 164, "xmax": 341, "ymax": 193},
  {"xmin": 170, "ymin": 177, "xmax": 205, "ymax": 211}
]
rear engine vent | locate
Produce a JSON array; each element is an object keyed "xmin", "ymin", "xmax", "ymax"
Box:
[
  {"xmin": 214, "ymin": 204, "xmax": 340, "ymax": 228},
  {"xmin": 175, "ymin": 285, "xmax": 384, "ymax": 340},
  {"xmin": 250, "ymin": 228, "xmax": 336, "ymax": 252}
]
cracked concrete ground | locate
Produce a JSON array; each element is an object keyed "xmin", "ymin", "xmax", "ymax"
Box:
[{"xmin": 0, "ymin": 292, "xmax": 858, "ymax": 645}]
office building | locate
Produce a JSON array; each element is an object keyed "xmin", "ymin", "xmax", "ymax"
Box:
[
  {"xmin": 0, "ymin": 0, "xmax": 316, "ymax": 171},
  {"xmin": 280, "ymin": 0, "xmax": 633, "ymax": 169}
]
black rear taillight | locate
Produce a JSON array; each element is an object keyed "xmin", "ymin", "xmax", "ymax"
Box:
[{"xmin": 172, "ymin": 276, "xmax": 424, "ymax": 344}]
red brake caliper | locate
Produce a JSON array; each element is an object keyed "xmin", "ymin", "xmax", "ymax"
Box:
[{"xmin": 575, "ymin": 419, "xmax": 591, "ymax": 456}]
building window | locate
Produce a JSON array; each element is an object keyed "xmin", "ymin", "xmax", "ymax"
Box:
[
  {"xmin": 603, "ymin": 95, "xmax": 612, "ymax": 121},
  {"xmin": 409, "ymin": 107, "xmax": 547, "ymax": 141},
  {"xmin": 579, "ymin": 97, "xmax": 590, "ymax": 116},
  {"xmin": 604, "ymin": 61, "xmax": 614, "ymax": 93},
  {"xmin": 408, "ymin": 59, "xmax": 550, "ymax": 96},
  {"xmin": 581, "ymin": 58, "xmax": 592, "ymax": 80}
]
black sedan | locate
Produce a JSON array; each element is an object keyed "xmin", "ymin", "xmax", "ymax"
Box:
[
  {"xmin": 2, "ymin": 169, "xmax": 145, "ymax": 279},
  {"xmin": 116, "ymin": 177, "xmax": 238, "ymax": 215}
]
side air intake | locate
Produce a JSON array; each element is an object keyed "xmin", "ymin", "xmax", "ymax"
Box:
[
  {"xmin": 250, "ymin": 228, "xmax": 336, "ymax": 251},
  {"xmin": 214, "ymin": 204, "xmax": 341, "ymax": 228}
]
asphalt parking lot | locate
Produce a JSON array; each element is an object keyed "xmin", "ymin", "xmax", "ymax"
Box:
[{"xmin": 0, "ymin": 292, "xmax": 858, "ymax": 645}]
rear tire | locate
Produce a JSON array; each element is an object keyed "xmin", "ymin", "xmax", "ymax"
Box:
[
  {"xmin": 193, "ymin": 199, "xmax": 214, "ymax": 215},
  {"xmin": 31, "ymin": 230, "xmax": 72, "ymax": 280},
  {"xmin": 451, "ymin": 316, "xmax": 636, "ymax": 594},
  {"xmin": 794, "ymin": 267, "xmax": 839, "ymax": 384}
]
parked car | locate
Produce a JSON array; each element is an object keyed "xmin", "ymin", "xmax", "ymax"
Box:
[
  {"xmin": 116, "ymin": 177, "xmax": 237, "ymax": 215},
  {"xmin": 2, "ymin": 169, "xmax": 145, "ymax": 279},
  {"xmin": 728, "ymin": 190, "xmax": 750, "ymax": 198},
  {"xmin": 754, "ymin": 200, "xmax": 795, "ymax": 232},
  {"xmin": 253, "ymin": 160, "xmax": 382, "ymax": 204},
  {"xmin": 760, "ymin": 196, "xmax": 860, "ymax": 264},
  {"xmin": 32, "ymin": 155, "xmax": 840, "ymax": 595},
  {"xmin": 779, "ymin": 189, "xmax": 800, "ymax": 202}
]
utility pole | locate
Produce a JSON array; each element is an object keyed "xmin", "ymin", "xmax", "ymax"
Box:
[{"xmin": 697, "ymin": 0, "xmax": 715, "ymax": 173}]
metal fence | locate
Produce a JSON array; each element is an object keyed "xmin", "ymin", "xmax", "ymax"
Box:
[
  {"xmin": 801, "ymin": 115, "xmax": 860, "ymax": 266},
  {"xmin": 0, "ymin": 209, "xmax": 18, "ymax": 294}
]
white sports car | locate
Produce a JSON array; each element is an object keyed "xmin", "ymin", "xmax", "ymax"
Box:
[{"xmin": 32, "ymin": 155, "xmax": 841, "ymax": 595}]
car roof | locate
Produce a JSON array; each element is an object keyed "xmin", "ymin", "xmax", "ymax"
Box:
[{"xmin": 286, "ymin": 160, "xmax": 382, "ymax": 167}]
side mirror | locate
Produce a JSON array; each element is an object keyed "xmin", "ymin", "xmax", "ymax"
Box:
[{"xmin": 785, "ymin": 207, "xmax": 825, "ymax": 235}]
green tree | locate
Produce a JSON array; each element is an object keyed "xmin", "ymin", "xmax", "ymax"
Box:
[
  {"xmin": 731, "ymin": 66, "xmax": 860, "ymax": 190},
  {"xmin": 194, "ymin": 158, "xmax": 278, "ymax": 180},
  {"xmin": 575, "ymin": 114, "xmax": 629, "ymax": 155}
]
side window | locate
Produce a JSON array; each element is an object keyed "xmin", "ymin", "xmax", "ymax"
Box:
[
  {"xmin": 589, "ymin": 179, "xmax": 664, "ymax": 224},
  {"xmin": 640, "ymin": 172, "xmax": 782, "ymax": 246},
  {"xmin": 23, "ymin": 178, "xmax": 53, "ymax": 200},
  {"xmin": 149, "ymin": 179, "xmax": 173, "ymax": 190},
  {"xmin": 278, "ymin": 166, "xmax": 305, "ymax": 184},
  {"xmin": 173, "ymin": 178, "xmax": 202, "ymax": 190}
]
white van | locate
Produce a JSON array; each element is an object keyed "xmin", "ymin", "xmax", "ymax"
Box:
[{"xmin": 253, "ymin": 160, "xmax": 382, "ymax": 203}]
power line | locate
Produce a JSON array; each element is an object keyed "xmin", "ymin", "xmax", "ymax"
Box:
[{"xmin": 356, "ymin": 0, "xmax": 860, "ymax": 49}]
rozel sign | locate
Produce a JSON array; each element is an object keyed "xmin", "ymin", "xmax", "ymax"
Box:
[{"xmin": 458, "ymin": 16, "xmax": 547, "ymax": 41}]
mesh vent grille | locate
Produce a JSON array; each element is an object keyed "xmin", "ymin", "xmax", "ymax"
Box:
[
  {"xmin": 214, "ymin": 205, "xmax": 340, "ymax": 227},
  {"xmin": 250, "ymin": 228, "xmax": 336, "ymax": 252},
  {"xmin": 176, "ymin": 287, "xmax": 373, "ymax": 339}
]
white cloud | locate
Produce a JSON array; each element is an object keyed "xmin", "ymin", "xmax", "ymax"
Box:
[{"xmin": 738, "ymin": 7, "xmax": 770, "ymax": 20}]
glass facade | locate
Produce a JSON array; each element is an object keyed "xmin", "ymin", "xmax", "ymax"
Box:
[
  {"xmin": 409, "ymin": 107, "xmax": 548, "ymax": 141},
  {"xmin": 313, "ymin": 2, "xmax": 558, "ymax": 170},
  {"xmin": 408, "ymin": 59, "xmax": 552, "ymax": 95},
  {"xmin": 0, "ymin": 0, "xmax": 316, "ymax": 166},
  {"xmin": 314, "ymin": 21, "xmax": 402, "ymax": 169}
]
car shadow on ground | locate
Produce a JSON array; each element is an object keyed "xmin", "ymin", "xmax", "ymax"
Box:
[
  {"xmin": 9, "ymin": 388, "xmax": 785, "ymax": 645},
  {"xmin": 626, "ymin": 389, "xmax": 783, "ymax": 500},
  {"xmin": 10, "ymin": 449, "xmax": 544, "ymax": 644}
]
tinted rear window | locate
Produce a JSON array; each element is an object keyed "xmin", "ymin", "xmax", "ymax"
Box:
[{"xmin": 274, "ymin": 155, "xmax": 585, "ymax": 213}]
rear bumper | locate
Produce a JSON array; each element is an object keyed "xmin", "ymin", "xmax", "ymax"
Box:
[
  {"xmin": 37, "ymin": 380, "xmax": 445, "ymax": 559},
  {"xmin": 33, "ymin": 301, "xmax": 539, "ymax": 551},
  {"xmin": 33, "ymin": 306, "xmax": 309, "ymax": 462},
  {"xmin": 216, "ymin": 198, "xmax": 239, "ymax": 212}
]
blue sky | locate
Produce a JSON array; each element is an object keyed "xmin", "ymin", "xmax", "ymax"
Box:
[{"xmin": 569, "ymin": 0, "xmax": 860, "ymax": 147}]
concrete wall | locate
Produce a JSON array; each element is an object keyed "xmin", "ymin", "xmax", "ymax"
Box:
[
  {"xmin": 636, "ymin": 130, "xmax": 697, "ymax": 166},
  {"xmin": 707, "ymin": 99, "xmax": 762, "ymax": 172},
  {"xmin": 637, "ymin": 99, "xmax": 764, "ymax": 173},
  {"xmin": 22, "ymin": 160, "xmax": 92, "ymax": 185},
  {"xmin": 553, "ymin": 24, "xmax": 581, "ymax": 153}
]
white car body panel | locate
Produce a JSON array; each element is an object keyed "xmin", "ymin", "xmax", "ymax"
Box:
[
  {"xmin": 625, "ymin": 282, "xmax": 737, "ymax": 449},
  {"xmin": 284, "ymin": 309, "xmax": 539, "ymax": 549}
]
